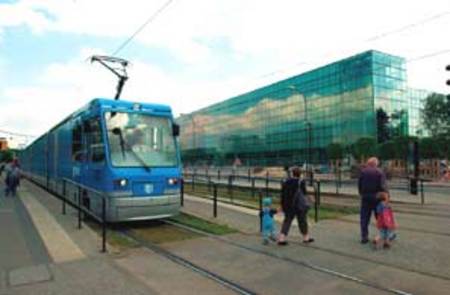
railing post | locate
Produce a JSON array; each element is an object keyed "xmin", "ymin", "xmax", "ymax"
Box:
[
  {"xmin": 180, "ymin": 178, "xmax": 184, "ymax": 207},
  {"xmin": 77, "ymin": 186, "xmax": 82, "ymax": 229},
  {"xmin": 335, "ymin": 170, "xmax": 339, "ymax": 195},
  {"xmin": 317, "ymin": 180, "xmax": 321, "ymax": 206},
  {"xmin": 207, "ymin": 176, "xmax": 211, "ymax": 192},
  {"xmin": 218, "ymin": 169, "xmax": 221, "ymax": 181},
  {"xmin": 62, "ymin": 179, "xmax": 66, "ymax": 215},
  {"xmin": 265, "ymin": 172, "xmax": 269, "ymax": 196},
  {"xmin": 420, "ymin": 179, "xmax": 425, "ymax": 205},
  {"xmin": 258, "ymin": 190, "xmax": 263, "ymax": 232},
  {"xmin": 213, "ymin": 183, "xmax": 217, "ymax": 218},
  {"xmin": 192, "ymin": 169, "xmax": 195, "ymax": 191},
  {"xmin": 248, "ymin": 168, "xmax": 251, "ymax": 182},
  {"xmin": 251, "ymin": 177, "xmax": 256, "ymax": 198},
  {"xmin": 228, "ymin": 175, "xmax": 233, "ymax": 203},
  {"xmin": 314, "ymin": 181, "xmax": 318, "ymax": 223},
  {"xmin": 101, "ymin": 197, "xmax": 107, "ymax": 253}
]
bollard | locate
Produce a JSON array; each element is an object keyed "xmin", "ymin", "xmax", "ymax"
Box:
[
  {"xmin": 77, "ymin": 187, "xmax": 82, "ymax": 229},
  {"xmin": 101, "ymin": 197, "xmax": 107, "ymax": 253},
  {"xmin": 251, "ymin": 177, "xmax": 256, "ymax": 198},
  {"xmin": 213, "ymin": 184, "xmax": 218, "ymax": 218},
  {"xmin": 420, "ymin": 179, "xmax": 425, "ymax": 205},
  {"xmin": 258, "ymin": 190, "xmax": 263, "ymax": 232},
  {"xmin": 62, "ymin": 180, "xmax": 66, "ymax": 215},
  {"xmin": 180, "ymin": 178, "xmax": 184, "ymax": 207}
]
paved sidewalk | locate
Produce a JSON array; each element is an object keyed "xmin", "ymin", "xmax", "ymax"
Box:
[
  {"xmin": 2, "ymin": 180, "xmax": 240, "ymax": 295},
  {"xmin": 181, "ymin": 194, "xmax": 450, "ymax": 294}
]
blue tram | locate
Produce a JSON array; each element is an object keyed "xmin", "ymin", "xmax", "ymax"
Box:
[{"xmin": 20, "ymin": 98, "xmax": 182, "ymax": 221}]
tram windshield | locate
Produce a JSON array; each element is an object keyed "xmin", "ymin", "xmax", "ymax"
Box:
[{"xmin": 105, "ymin": 112, "xmax": 177, "ymax": 167}]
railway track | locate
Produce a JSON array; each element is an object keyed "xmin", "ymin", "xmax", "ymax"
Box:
[
  {"xmin": 169, "ymin": 217, "xmax": 450, "ymax": 284},
  {"xmin": 120, "ymin": 227, "xmax": 257, "ymax": 295},
  {"xmin": 116, "ymin": 219, "xmax": 412, "ymax": 295}
]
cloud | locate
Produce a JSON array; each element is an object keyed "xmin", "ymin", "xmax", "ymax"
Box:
[
  {"xmin": 0, "ymin": 46, "xmax": 267, "ymax": 139},
  {"xmin": 1, "ymin": 0, "xmax": 450, "ymax": 142}
]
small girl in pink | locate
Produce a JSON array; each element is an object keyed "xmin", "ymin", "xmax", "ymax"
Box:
[{"xmin": 373, "ymin": 192, "xmax": 397, "ymax": 249}]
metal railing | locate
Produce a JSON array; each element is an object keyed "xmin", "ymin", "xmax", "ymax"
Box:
[
  {"xmin": 61, "ymin": 178, "xmax": 108, "ymax": 253},
  {"xmin": 181, "ymin": 175, "xmax": 322, "ymax": 232},
  {"xmin": 183, "ymin": 169, "xmax": 432, "ymax": 205},
  {"xmin": 22, "ymin": 174, "xmax": 108, "ymax": 253}
]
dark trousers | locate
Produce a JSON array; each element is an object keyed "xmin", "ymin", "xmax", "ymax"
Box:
[
  {"xmin": 360, "ymin": 196, "xmax": 379, "ymax": 240},
  {"xmin": 281, "ymin": 210, "xmax": 308, "ymax": 236}
]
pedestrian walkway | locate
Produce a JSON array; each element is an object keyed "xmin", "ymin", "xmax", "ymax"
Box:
[
  {"xmin": 181, "ymin": 194, "xmax": 450, "ymax": 294},
  {"xmin": 0, "ymin": 179, "xmax": 241, "ymax": 295}
]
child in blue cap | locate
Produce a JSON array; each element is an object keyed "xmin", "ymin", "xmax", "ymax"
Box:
[{"xmin": 259, "ymin": 197, "xmax": 278, "ymax": 245}]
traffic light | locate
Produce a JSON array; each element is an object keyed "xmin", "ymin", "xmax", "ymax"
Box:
[
  {"xmin": 409, "ymin": 140, "xmax": 419, "ymax": 195},
  {"xmin": 446, "ymin": 65, "xmax": 450, "ymax": 86}
]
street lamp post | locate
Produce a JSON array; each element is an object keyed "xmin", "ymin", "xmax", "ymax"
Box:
[{"xmin": 289, "ymin": 86, "xmax": 313, "ymax": 185}]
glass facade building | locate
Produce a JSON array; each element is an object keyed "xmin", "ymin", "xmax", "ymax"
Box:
[{"xmin": 177, "ymin": 50, "xmax": 429, "ymax": 166}]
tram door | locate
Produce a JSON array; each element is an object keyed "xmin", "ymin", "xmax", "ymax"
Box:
[
  {"xmin": 71, "ymin": 121, "xmax": 85, "ymax": 185},
  {"xmin": 84, "ymin": 118, "xmax": 106, "ymax": 189}
]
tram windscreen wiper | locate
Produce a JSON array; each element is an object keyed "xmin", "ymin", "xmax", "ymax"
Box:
[{"xmin": 111, "ymin": 127, "xmax": 151, "ymax": 172}]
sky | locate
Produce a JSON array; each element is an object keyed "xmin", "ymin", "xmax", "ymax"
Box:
[{"xmin": 0, "ymin": 0, "xmax": 449, "ymax": 148}]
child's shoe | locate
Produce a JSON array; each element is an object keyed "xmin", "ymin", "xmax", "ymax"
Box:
[
  {"xmin": 383, "ymin": 242, "xmax": 391, "ymax": 249},
  {"xmin": 388, "ymin": 233, "xmax": 397, "ymax": 241},
  {"xmin": 372, "ymin": 239, "xmax": 379, "ymax": 250},
  {"xmin": 262, "ymin": 239, "xmax": 269, "ymax": 245}
]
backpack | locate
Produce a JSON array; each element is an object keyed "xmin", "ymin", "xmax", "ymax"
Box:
[
  {"xmin": 376, "ymin": 206, "xmax": 396, "ymax": 230},
  {"xmin": 293, "ymin": 179, "xmax": 312, "ymax": 211}
]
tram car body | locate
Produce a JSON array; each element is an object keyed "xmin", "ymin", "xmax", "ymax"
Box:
[{"xmin": 20, "ymin": 98, "xmax": 182, "ymax": 222}]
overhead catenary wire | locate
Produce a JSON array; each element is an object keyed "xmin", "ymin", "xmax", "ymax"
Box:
[
  {"xmin": 366, "ymin": 11, "xmax": 450, "ymax": 42},
  {"xmin": 0, "ymin": 128, "xmax": 36, "ymax": 138},
  {"xmin": 248, "ymin": 10, "xmax": 450, "ymax": 85},
  {"xmin": 111, "ymin": 0, "xmax": 174, "ymax": 56}
]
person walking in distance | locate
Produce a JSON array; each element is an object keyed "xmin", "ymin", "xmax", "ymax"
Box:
[
  {"xmin": 358, "ymin": 157, "xmax": 387, "ymax": 244},
  {"xmin": 4, "ymin": 159, "xmax": 21, "ymax": 197},
  {"xmin": 278, "ymin": 167, "xmax": 314, "ymax": 245}
]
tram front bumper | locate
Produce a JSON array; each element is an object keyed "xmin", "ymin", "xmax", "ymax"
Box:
[{"xmin": 107, "ymin": 194, "xmax": 181, "ymax": 222}]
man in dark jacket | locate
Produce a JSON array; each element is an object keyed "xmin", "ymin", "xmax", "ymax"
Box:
[
  {"xmin": 358, "ymin": 157, "xmax": 387, "ymax": 244},
  {"xmin": 278, "ymin": 167, "xmax": 314, "ymax": 245}
]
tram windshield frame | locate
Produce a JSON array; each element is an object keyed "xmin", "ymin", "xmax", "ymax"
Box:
[{"xmin": 104, "ymin": 111, "xmax": 178, "ymax": 168}]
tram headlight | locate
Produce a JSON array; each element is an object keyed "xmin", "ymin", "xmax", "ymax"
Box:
[
  {"xmin": 167, "ymin": 178, "xmax": 178, "ymax": 185},
  {"xmin": 114, "ymin": 178, "xmax": 128, "ymax": 188}
]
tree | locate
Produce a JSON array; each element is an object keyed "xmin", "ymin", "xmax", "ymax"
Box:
[
  {"xmin": 326, "ymin": 143, "xmax": 344, "ymax": 161},
  {"xmin": 377, "ymin": 140, "xmax": 396, "ymax": 160},
  {"xmin": 0, "ymin": 150, "xmax": 13, "ymax": 162},
  {"xmin": 376, "ymin": 108, "xmax": 390, "ymax": 143},
  {"xmin": 423, "ymin": 93, "xmax": 450, "ymax": 138},
  {"xmin": 351, "ymin": 137, "xmax": 377, "ymax": 163},
  {"xmin": 419, "ymin": 137, "xmax": 444, "ymax": 159}
]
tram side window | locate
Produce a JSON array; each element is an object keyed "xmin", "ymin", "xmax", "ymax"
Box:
[
  {"xmin": 88, "ymin": 120, "xmax": 105, "ymax": 163},
  {"xmin": 72, "ymin": 124, "xmax": 83, "ymax": 162}
]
